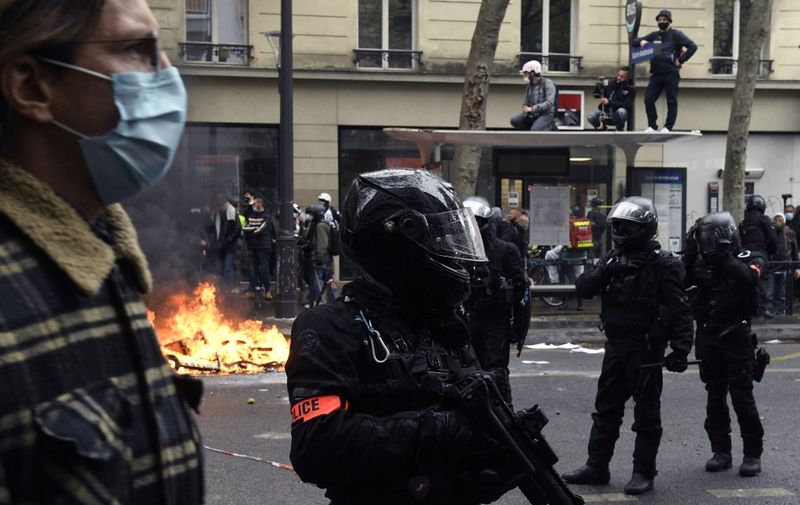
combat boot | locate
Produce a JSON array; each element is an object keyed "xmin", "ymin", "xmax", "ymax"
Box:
[
  {"xmin": 705, "ymin": 452, "xmax": 732, "ymax": 472},
  {"xmin": 623, "ymin": 473, "xmax": 654, "ymax": 495},
  {"xmin": 739, "ymin": 457, "xmax": 761, "ymax": 477},
  {"xmin": 561, "ymin": 465, "xmax": 610, "ymax": 485}
]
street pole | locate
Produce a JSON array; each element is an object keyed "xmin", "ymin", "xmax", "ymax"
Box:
[
  {"xmin": 274, "ymin": 0, "xmax": 297, "ymax": 319},
  {"xmin": 625, "ymin": 0, "xmax": 642, "ymax": 131}
]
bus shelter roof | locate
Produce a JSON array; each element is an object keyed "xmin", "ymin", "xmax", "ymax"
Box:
[{"xmin": 383, "ymin": 128, "xmax": 702, "ymax": 168}]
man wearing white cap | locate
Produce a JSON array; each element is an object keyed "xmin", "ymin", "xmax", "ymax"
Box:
[
  {"xmin": 510, "ymin": 60, "xmax": 557, "ymax": 131},
  {"xmin": 318, "ymin": 192, "xmax": 341, "ymax": 225}
]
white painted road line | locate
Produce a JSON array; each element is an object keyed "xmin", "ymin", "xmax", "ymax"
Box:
[
  {"xmin": 579, "ymin": 492, "xmax": 637, "ymax": 502},
  {"xmin": 707, "ymin": 488, "xmax": 794, "ymax": 498}
]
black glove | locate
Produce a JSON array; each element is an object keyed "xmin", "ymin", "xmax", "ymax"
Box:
[
  {"xmin": 663, "ymin": 350, "xmax": 689, "ymax": 373},
  {"xmin": 601, "ymin": 254, "xmax": 640, "ymax": 280},
  {"xmin": 420, "ymin": 409, "xmax": 475, "ymax": 462},
  {"xmin": 456, "ymin": 436, "xmax": 520, "ymax": 504}
]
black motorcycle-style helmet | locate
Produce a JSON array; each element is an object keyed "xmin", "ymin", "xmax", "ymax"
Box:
[
  {"xmin": 591, "ymin": 197, "xmax": 604, "ymax": 208},
  {"xmin": 342, "ymin": 169, "xmax": 487, "ymax": 310},
  {"xmin": 746, "ymin": 195, "xmax": 766, "ymax": 214},
  {"xmin": 695, "ymin": 212, "xmax": 738, "ymax": 261},
  {"xmin": 608, "ymin": 196, "xmax": 658, "ymax": 250}
]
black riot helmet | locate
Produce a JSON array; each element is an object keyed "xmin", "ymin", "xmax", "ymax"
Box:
[
  {"xmin": 746, "ymin": 195, "xmax": 766, "ymax": 214},
  {"xmin": 608, "ymin": 196, "xmax": 658, "ymax": 251},
  {"xmin": 591, "ymin": 197, "xmax": 604, "ymax": 208},
  {"xmin": 342, "ymin": 169, "xmax": 487, "ymax": 310},
  {"xmin": 696, "ymin": 212, "xmax": 738, "ymax": 261}
]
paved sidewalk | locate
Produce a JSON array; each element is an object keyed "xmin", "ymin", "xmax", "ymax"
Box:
[{"xmin": 246, "ymin": 293, "xmax": 800, "ymax": 345}]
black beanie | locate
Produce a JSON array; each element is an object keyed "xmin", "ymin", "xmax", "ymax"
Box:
[{"xmin": 656, "ymin": 9, "xmax": 672, "ymax": 22}]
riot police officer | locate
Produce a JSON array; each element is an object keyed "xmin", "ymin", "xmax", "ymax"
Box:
[
  {"xmin": 562, "ymin": 197, "xmax": 694, "ymax": 496},
  {"xmin": 683, "ymin": 212, "xmax": 765, "ymax": 477},
  {"xmin": 739, "ymin": 195, "xmax": 777, "ymax": 317},
  {"xmin": 462, "ymin": 196, "xmax": 526, "ymax": 405},
  {"xmin": 286, "ymin": 169, "xmax": 518, "ymax": 504}
]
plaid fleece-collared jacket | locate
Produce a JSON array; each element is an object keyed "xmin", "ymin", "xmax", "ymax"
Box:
[{"xmin": 0, "ymin": 162, "xmax": 203, "ymax": 504}]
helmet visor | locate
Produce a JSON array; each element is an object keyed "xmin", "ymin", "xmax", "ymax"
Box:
[
  {"xmin": 389, "ymin": 207, "xmax": 487, "ymax": 262},
  {"xmin": 608, "ymin": 201, "xmax": 655, "ymax": 223}
]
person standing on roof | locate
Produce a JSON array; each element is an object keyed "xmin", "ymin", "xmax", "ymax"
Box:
[
  {"xmin": 635, "ymin": 9, "xmax": 697, "ymax": 132},
  {"xmin": 510, "ymin": 60, "xmax": 557, "ymax": 131}
]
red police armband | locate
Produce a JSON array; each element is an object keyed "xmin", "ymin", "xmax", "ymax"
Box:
[{"xmin": 291, "ymin": 396, "xmax": 348, "ymax": 426}]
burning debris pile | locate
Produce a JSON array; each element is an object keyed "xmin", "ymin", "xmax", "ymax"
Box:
[{"xmin": 148, "ymin": 283, "xmax": 290, "ymax": 374}]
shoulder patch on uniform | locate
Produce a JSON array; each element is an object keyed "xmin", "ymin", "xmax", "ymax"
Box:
[{"xmin": 294, "ymin": 329, "xmax": 320, "ymax": 355}]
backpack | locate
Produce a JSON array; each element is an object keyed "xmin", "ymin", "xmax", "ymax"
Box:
[{"xmin": 569, "ymin": 217, "xmax": 593, "ymax": 249}]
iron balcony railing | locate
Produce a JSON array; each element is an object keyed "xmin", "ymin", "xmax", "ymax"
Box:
[
  {"xmin": 708, "ymin": 57, "xmax": 774, "ymax": 78},
  {"xmin": 518, "ymin": 52, "xmax": 583, "ymax": 74},
  {"xmin": 353, "ymin": 48, "xmax": 423, "ymax": 70},
  {"xmin": 179, "ymin": 42, "xmax": 254, "ymax": 65}
]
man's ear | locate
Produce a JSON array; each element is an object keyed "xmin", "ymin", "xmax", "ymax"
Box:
[{"xmin": 0, "ymin": 55, "xmax": 55, "ymax": 124}]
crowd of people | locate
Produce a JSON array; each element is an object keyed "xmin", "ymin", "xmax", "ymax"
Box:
[
  {"xmin": 512, "ymin": 8, "xmax": 697, "ymax": 133},
  {"xmin": 191, "ymin": 190, "xmax": 343, "ymax": 308}
]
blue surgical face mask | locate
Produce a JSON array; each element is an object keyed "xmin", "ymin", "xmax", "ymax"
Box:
[
  {"xmin": 39, "ymin": 58, "xmax": 187, "ymax": 205},
  {"xmin": 786, "ymin": 212, "xmax": 795, "ymax": 221}
]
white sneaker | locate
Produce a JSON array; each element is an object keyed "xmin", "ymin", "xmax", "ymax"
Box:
[
  {"xmin": 643, "ymin": 127, "xmax": 657, "ymax": 133},
  {"xmin": 660, "ymin": 127, "xmax": 671, "ymax": 133}
]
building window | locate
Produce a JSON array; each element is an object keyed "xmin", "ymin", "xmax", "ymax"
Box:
[
  {"xmin": 712, "ymin": 0, "xmax": 771, "ymax": 77},
  {"xmin": 182, "ymin": 0, "xmax": 252, "ymax": 65},
  {"xmin": 356, "ymin": 0, "xmax": 418, "ymax": 69},
  {"xmin": 520, "ymin": 0, "xmax": 577, "ymax": 73}
]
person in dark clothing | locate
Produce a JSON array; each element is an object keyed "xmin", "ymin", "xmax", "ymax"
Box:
[
  {"xmin": 210, "ymin": 193, "xmax": 240, "ymax": 289},
  {"xmin": 587, "ymin": 197, "xmax": 608, "ymax": 261},
  {"xmin": 243, "ymin": 197, "xmax": 275, "ymax": 298},
  {"xmin": 739, "ymin": 195, "xmax": 778, "ymax": 317},
  {"xmin": 562, "ymin": 196, "xmax": 694, "ymax": 496},
  {"xmin": 635, "ymin": 9, "xmax": 697, "ymax": 132},
  {"xmin": 303, "ymin": 204, "xmax": 338, "ymax": 305},
  {"xmin": 287, "ymin": 169, "xmax": 523, "ymax": 504},
  {"xmin": 683, "ymin": 212, "xmax": 765, "ymax": 477},
  {"xmin": 588, "ymin": 67, "xmax": 636, "ymax": 131},
  {"xmin": 769, "ymin": 214, "xmax": 800, "ymax": 315},
  {"xmin": 497, "ymin": 207, "xmax": 528, "ymax": 258},
  {"xmin": 463, "ymin": 197, "xmax": 526, "ymax": 405}
]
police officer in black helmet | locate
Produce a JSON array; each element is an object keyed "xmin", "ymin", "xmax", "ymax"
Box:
[
  {"xmin": 562, "ymin": 196, "xmax": 693, "ymax": 496},
  {"xmin": 739, "ymin": 195, "xmax": 777, "ymax": 317},
  {"xmin": 462, "ymin": 196, "xmax": 526, "ymax": 406},
  {"xmin": 683, "ymin": 212, "xmax": 765, "ymax": 478},
  {"xmin": 286, "ymin": 169, "xmax": 519, "ymax": 504}
]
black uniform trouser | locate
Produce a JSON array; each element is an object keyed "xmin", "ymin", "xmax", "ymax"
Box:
[
  {"xmin": 644, "ymin": 72, "xmax": 680, "ymax": 130},
  {"xmin": 586, "ymin": 338, "xmax": 666, "ymax": 478},
  {"xmin": 469, "ymin": 306, "xmax": 513, "ymax": 405},
  {"xmin": 695, "ymin": 325, "xmax": 764, "ymax": 458}
]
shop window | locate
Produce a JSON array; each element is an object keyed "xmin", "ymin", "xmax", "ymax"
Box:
[
  {"xmin": 356, "ymin": 0, "xmax": 420, "ymax": 70},
  {"xmin": 520, "ymin": 0, "xmax": 580, "ymax": 73},
  {"xmin": 182, "ymin": 0, "xmax": 252, "ymax": 65}
]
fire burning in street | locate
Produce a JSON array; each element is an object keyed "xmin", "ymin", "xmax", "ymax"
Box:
[{"xmin": 148, "ymin": 283, "xmax": 290, "ymax": 374}]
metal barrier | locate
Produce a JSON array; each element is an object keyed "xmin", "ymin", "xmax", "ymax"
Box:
[{"xmin": 766, "ymin": 261, "xmax": 800, "ymax": 316}]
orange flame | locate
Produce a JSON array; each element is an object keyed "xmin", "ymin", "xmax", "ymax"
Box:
[{"xmin": 149, "ymin": 283, "xmax": 289, "ymax": 374}]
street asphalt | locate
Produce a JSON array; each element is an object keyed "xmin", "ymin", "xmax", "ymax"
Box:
[{"xmin": 195, "ymin": 341, "xmax": 800, "ymax": 505}]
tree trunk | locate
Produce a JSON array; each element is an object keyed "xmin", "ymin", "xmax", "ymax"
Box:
[
  {"xmin": 452, "ymin": 0, "xmax": 510, "ymax": 199},
  {"xmin": 722, "ymin": 0, "xmax": 771, "ymax": 221}
]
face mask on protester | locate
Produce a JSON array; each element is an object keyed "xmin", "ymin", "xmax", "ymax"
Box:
[
  {"xmin": 658, "ymin": 22, "xmax": 670, "ymax": 30},
  {"xmin": 785, "ymin": 212, "xmax": 795, "ymax": 221},
  {"xmin": 39, "ymin": 57, "xmax": 187, "ymax": 206}
]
